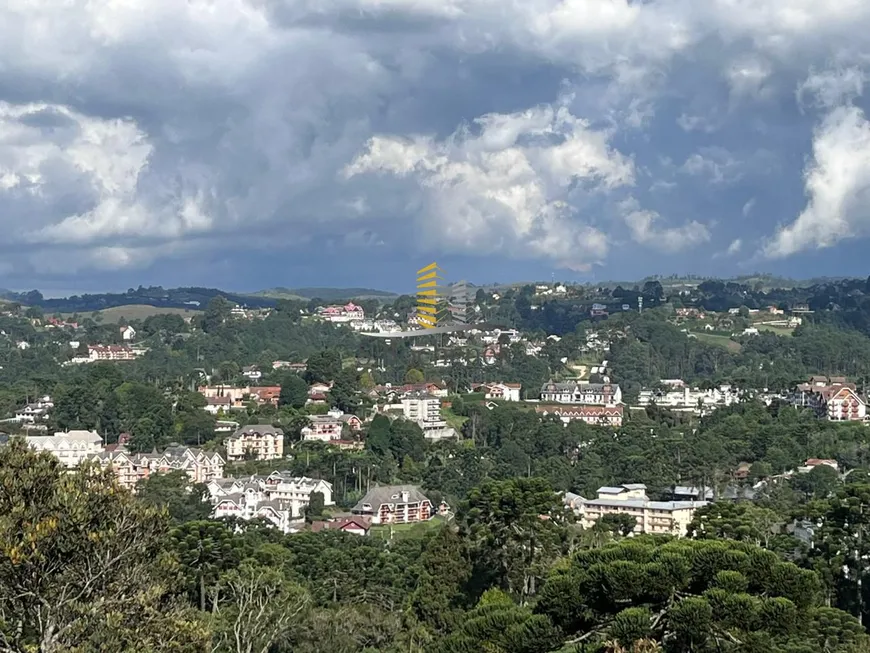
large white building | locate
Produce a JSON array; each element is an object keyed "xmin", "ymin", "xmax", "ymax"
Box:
[
  {"xmin": 564, "ymin": 484, "xmax": 706, "ymax": 537},
  {"xmin": 401, "ymin": 392, "xmax": 455, "ymax": 439},
  {"xmin": 27, "ymin": 430, "xmax": 104, "ymax": 467},
  {"xmin": 208, "ymin": 472, "xmax": 334, "ymax": 532},
  {"xmin": 636, "ymin": 383, "xmax": 740, "ymax": 415}
]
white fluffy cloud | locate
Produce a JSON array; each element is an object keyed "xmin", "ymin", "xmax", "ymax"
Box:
[
  {"xmin": 1, "ymin": 0, "xmax": 870, "ymax": 282},
  {"xmin": 344, "ymin": 102, "xmax": 633, "ymax": 270},
  {"xmin": 620, "ymin": 200, "xmax": 711, "ymax": 253},
  {"xmin": 764, "ymin": 104, "xmax": 870, "ymax": 258}
]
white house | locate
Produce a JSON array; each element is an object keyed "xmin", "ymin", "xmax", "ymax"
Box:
[
  {"xmin": 120, "ymin": 325, "xmax": 136, "ymax": 341},
  {"xmin": 476, "ymin": 382, "xmax": 522, "ymax": 402}
]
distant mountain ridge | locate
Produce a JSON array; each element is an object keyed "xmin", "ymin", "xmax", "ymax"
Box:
[
  {"xmin": 0, "ymin": 286, "xmax": 278, "ymax": 313},
  {"xmin": 254, "ymin": 287, "xmax": 398, "ymax": 301}
]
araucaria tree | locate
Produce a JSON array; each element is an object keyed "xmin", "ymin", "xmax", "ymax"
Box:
[{"xmin": 0, "ymin": 439, "xmax": 207, "ymax": 653}]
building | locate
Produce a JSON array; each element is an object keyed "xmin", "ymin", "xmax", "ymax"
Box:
[
  {"xmin": 791, "ymin": 377, "xmax": 867, "ymax": 422},
  {"xmin": 26, "ymin": 430, "xmax": 104, "ymax": 467},
  {"xmin": 311, "ymin": 517, "xmax": 372, "ymax": 536},
  {"xmin": 92, "ymin": 445, "xmax": 226, "ymax": 491},
  {"xmin": 208, "ymin": 472, "xmax": 334, "ymax": 530},
  {"xmin": 242, "ymin": 365, "xmax": 262, "ymax": 381},
  {"xmin": 226, "ymin": 425, "xmax": 284, "ymax": 461},
  {"xmin": 301, "ymin": 409, "xmax": 362, "ymax": 444},
  {"xmin": 401, "ymin": 392, "xmax": 455, "ymax": 439},
  {"xmin": 120, "ymin": 325, "xmax": 136, "ymax": 341},
  {"xmin": 351, "ymin": 485, "xmax": 434, "ymax": 525},
  {"xmin": 318, "ymin": 302, "xmax": 365, "ymax": 323},
  {"xmin": 540, "ymin": 381, "xmax": 622, "ymax": 406},
  {"xmin": 83, "ymin": 345, "xmax": 138, "ymax": 362},
  {"xmin": 474, "ymin": 382, "xmax": 522, "ymax": 402},
  {"xmin": 307, "ymin": 382, "xmax": 332, "ymax": 405},
  {"xmin": 13, "ymin": 395, "xmax": 53, "ymax": 423},
  {"xmin": 564, "ymin": 484, "xmax": 706, "ymax": 536},
  {"xmin": 536, "ymin": 404, "xmax": 624, "ymax": 427},
  {"xmin": 636, "ymin": 383, "xmax": 740, "ymax": 415},
  {"xmin": 198, "ymin": 385, "xmax": 281, "ymax": 410}
]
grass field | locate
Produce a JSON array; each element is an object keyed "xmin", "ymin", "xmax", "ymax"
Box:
[
  {"xmin": 692, "ymin": 331, "xmax": 742, "ymax": 352},
  {"xmin": 370, "ymin": 515, "xmax": 446, "ymax": 541},
  {"xmin": 63, "ymin": 304, "xmax": 201, "ymax": 323},
  {"xmin": 756, "ymin": 324, "xmax": 795, "ymax": 337},
  {"xmin": 441, "ymin": 406, "xmax": 468, "ymax": 430}
]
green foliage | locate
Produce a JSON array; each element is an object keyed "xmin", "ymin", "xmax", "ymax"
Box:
[{"xmin": 135, "ymin": 470, "xmax": 212, "ymax": 524}]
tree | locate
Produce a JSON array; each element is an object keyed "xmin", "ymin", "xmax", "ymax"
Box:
[
  {"xmin": 460, "ymin": 477, "xmax": 570, "ymax": 601},
  {"xmin": 305, "ymin": 491, "xmax": 325, "ymax": 523},
  {"xmin": 211, "ymin": 562, "xmax": 308, "ymax": 653},
  {"xmin": 203, "ymin": 296, "xmax": 233, "ymax": 333},
  {"xmin": 597, "ymin": 512, "xmax": 637, "ymax": 537},
  {"xmin": 171, "ymin": 520, "xmax": 244, "ymax": 612},
  {"xmin": 327, "ymin": 369, "xmax": 360, "ymax": 415},
  {"xmin": 0, "ymin": 439, "xmax": 208, "ymax": 652},
  {"xmin": 536, "ymin": 537, "xmax": 867, "ymax": 651},
  {"xmin": 135, "ymin": 470, "xmax": 212, "ymax": 524},
  {"xmin": 793, "ymin": 464, "xmax": 840, "ymax": 501},
  {"xmin": 404, "ymin": 368, "xmax": 425, "ymax": 384},
  {"xmin": 279, "ymin": 373, "xmax": 309, "ymax": 409},
  {"xmin": 304, "ymin": 350, "xmax": 342, "ymax": 384}
]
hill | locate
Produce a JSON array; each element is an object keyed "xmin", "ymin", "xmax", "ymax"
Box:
[
  {"xmin": 254, "ymin": 287, "xmax": 398, "ymax": 301},
  {"xmin": 0, "ymin": 286, "xmax": 277, "ymax": 313},
  {"xmin": 62, "ymin": 305, "xmax": 202, "ymax": 323}
]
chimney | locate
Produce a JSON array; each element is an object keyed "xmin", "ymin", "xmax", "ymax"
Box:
[{"xmin": 401, "ymin": 491, "xmax": 409, "ymax": 502}]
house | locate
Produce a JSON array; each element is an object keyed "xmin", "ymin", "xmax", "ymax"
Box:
[
  {"xmin": 311, "ymin": 517, "xmax": 372, "ymax": 536},
  {"xmin": 226, "ymin": 425, "xmax": 284, "ymax": 461},
  {"xmin": 307, "ymin": 382, "xmax": 332, "ymax": 404},
  {"xmin": 26, "ymin": 430, "xmax": 104, "ymax": 467},
  {"xmin": 119, "ymin": 325, "xmax": 136, "ymax": 341},
  {"xmin": 16, "ymin": 341, "xmax": 30, "ymax": 350},
  {"xmin": 590, "ymin": 303, "xmax": 608, "ymax": 317},
  {"xmin": 249, "ymin": 386, "xmax": 280, "ymax": 406},
  {"xmin": 301, "ymin": 415, "xmax": 343, "ymax": 442},
  {"xmin": 536, "ymin": 404, "xmax": 624, "ymax": 427},
  {"xmin": 204, "ymin": 396, "xmax": 233, "ymax": 415},
  {"xmin": 798, "ymin": 458, "xmax": 839, "ymax": 473},
  {"xmin": 13, "ymin": 395, "xmax": 53, "ymax": 423},
  {"xmin": 540, "ymin": 381, "xmax": 622, "ymax": 406},
  {"xmin": 242, "ymin": 365, "xmax": 262, "ymax": 381},
  {"xmin": 565, "ymin": 484, "xmax": 706, "ymax": 537},
  {"xmin": 790, "ymin": 377, "xmax": 867, "ymax": 422},
  {"xmin": 473, "ymin": 382, "xmax": 522, "ymax": 402},
  {"xmin": 351, "ymin": 485, "xmax": 435, "ymax": 525},
  {"xmin": 198, "ymin": 385, "xmax": 280, "ymax": 409}
]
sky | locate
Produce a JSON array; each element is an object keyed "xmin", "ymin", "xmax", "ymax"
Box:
[{"xmin": 3, "ymin": 0, "xmax": 870, "ymax": 296}]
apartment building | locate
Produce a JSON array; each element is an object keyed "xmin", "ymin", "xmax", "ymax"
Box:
[
  {"xmin": 26, "ymin": 430, "xmax": 104, "ymax": 467},
  {"xmin": 351, "ymin": 485, "xmax": 434, "ymax": 525},
  {"xmin": 564, "ymin": 484, "xmax": 706, "ymax": 536},
  {"xmin": 401, "ymin": 392, "xmax": 456, "ymax": 439},
  {"xmin": 225, "ymin": 425, "xmax": 284, "ymax": 461},
  {"xmin": 90, "ymin": 446, "xmax": 226, "ymax": 490},
  {"xmin": 791, "ymin": 376, "xmax": 867, "ymax": 422}
]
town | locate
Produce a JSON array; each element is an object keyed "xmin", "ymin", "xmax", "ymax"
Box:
[{"xmin": 2, "ymin": 276, "xmax": 870, "ymax": 651}]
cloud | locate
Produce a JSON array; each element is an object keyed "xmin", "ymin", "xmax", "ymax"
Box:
[
  {"xmin": 620, "ymin": 199, "xmax": 712, "ymax": 253},
  {"xmin": 2, "ymin": 0, "xmax": 870, "ymax": 284},
  {"xmin": 764, "ymin": 103, "xmax": 870, "ymax": 258},
  {"xmin": 797, "ymin": 67, "xmax": 866, "ymax": 110},
  {"xmin": 742, "ymin": 199, "xmax": 756, "ymax": 216},
  {"xmin": 680, "ymin": 147, "xmax": 742, "ymax": 184},
  {"xmin": 344, "ymin": 101, "xmax": 634, "ymax": 270},
  {"xmin": 726, "ymin": 238, "xmax": 743, "ymax": 255}
]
